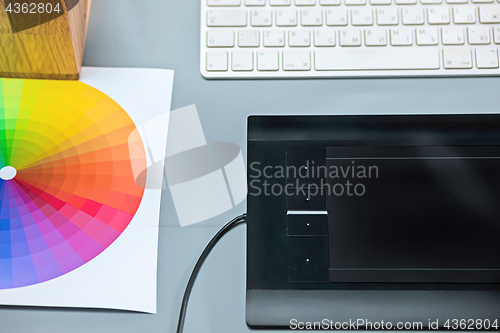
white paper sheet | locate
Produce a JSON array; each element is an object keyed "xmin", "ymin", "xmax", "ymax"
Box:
[{"xmin": 0, "ymin": 67, "xmax": 174, "ymax": 314}]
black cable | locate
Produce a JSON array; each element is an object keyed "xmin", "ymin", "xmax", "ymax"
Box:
[{"xmin": 176, "ymin": 214, "xmax": 247, "ymax": 333}]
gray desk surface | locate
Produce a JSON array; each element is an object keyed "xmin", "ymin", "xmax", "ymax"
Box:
[{"xmin": 1, "ymin": 1, "xmax": 500, "ymax": 332}]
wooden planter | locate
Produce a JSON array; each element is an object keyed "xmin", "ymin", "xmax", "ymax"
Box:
[{"xmin": 0, "ymin": 0, "xmax": 92, "ymax": 80}]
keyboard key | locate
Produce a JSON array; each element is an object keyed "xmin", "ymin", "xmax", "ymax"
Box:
[
  {"xmin": 208, "ymin": 10, "xmax": 247, "ymax": 27},
  {"xmin": 326, "ymin": 9, "xmax": 348, "ymax": 25},
  {"xmin": 495, "ymin": 27, "xmax": 500, "ymax": 44},
  {"xmin": 421, "ymin": 0, "xmax": 442, "ymax": 4},
  {"xmin": 239, "ymin": 30, "xmax": 260, "ymax": 47},
  {"xmin": 402, "ymin": 8, "xmax": 424, "ymax": 25},
  {"xmin": 314, "ymin": 30, "xmax": 337, "ymax": 46},
  {"xmin": 207, "ymin": 30, "xmax": 235, "ymax": 47},
  {"xmin": 472, "ymin": 0, "xmax": 493, "ymax": 3},
  {"xmin": 370, "ymin": 0, "xmax": 392, "ymax": 4},
  {"xmin": 233, "ymin": 51, "xmax": 254, "ymax": 70},
  {"xmin": 416, "ymin": 27, "xmax": 439, "ymax": 45},
  {"xmin": 264, "ymin": 30, "xmax": 285, "ymax": 47},
  {"xmin": 258, "ymin": 51, "xmax": 280, "ymax": 70},
  {"xmin": 390, "ymin": 28, "xmax": 413, "ymax": 45},
  {"xmin": 320, "ymin": 0, "xmax": 342, "ymax": 4},
  {"xmin": 271, "ymin": 0, "xmax": 292, "ymax": 4},
  {"xmin": 427, "ymin": 7, "xmax": 450, "ymax": 24},
  {"xmin": 302, "ymin": 9, "xmax": 324, "ymax": 25},
  {"xmin": 276, "ymin": 9, "xmax": 297, "ymax": 27},
  {"xmin": 340, "ymin": 29, "xmax": 362, "ymax": 45},
  {"xmin": 352, "ymin": 8, "xmax": 374, "ymax": 25},
  {"xmin": 476, "ymin": 48, "xmax": 499, "ymax": 68},
  {"xmin": 395, "ymin": 0, "xmax": 417, "ymax": 4},
  {"xmin": 446, "ymin": 0, "xmax": 467, "ymax": 3},
  {"xmin": 208, "ymin": 0, "xmax": 241, "ymax": 6},
  {"xmin": 295, "ymin": 0, "xmax": 316, "ymax": 4},
  {"xmin": 365, "ymin": 29, "xmax": 388, "ymax": 45},
  {"xmin": 479, "ymin": 5, "xmax": 500, "ymax": 23},
  {"xmin": 264, "ymin": 30, "xmax": 285, "ymax": 46},
  {"xmin": 283, "ymin": 50, "xmax": 311, "ymax": 70},
  {"xmin": 207, "ymin": 51, "xmax": 228, "ymax": 71},
  {"xmin": 251, "ymin": 10, "xmax": 273, "ymax": 26},
  {"xmin": 315, "ymin": 48, "xmax": 440, "ymax": 69},
  {"xmin": 453, "ymin": 6, "xmax": 476, "ymax": 24},
  {"xmin": 345, "ymin": 0, "xmax": 367, "ymax": 4},
  {"xmin": 377, "ymin": 8, "xmax": 399, "ymax": 25},
  {"xmin": 277, "ymin": 9, "xmax": 298, "ymax": 26},
  {"xmin": 443, "ymin": 48, "xmax": 472, "ymax": 68},
  {"xmin": 442, "ymin": 27, "xmax": 465, "ymax": 44},
  {"xmin": 289, "ymin": 30, "xmax": 311, "ymax": 46},
  {"xmin": 246, "ymin": 0, "xmax": 266, "ymax": 5},
  {"xmin": 468, "ymin": 27, "xmax": 491, "ymax": 44}
]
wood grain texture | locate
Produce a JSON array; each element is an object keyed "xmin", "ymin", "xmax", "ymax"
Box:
[{"xmin": 0, "ymin": 0, "xmax": 91, "ymax": 80}]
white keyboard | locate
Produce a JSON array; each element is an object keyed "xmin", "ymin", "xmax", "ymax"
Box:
[{"xmin": 201, "ymin": 0, "xmax": 500, "ymax": 78}]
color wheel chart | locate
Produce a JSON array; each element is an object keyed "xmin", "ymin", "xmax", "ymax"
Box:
[{"xmin": 0, "ymin": 78, "xmax": 147, "ymax": 289}]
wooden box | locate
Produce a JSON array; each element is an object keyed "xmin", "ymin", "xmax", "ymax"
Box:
[{"xmin": 0, "ymin": 0, "xmax": 92, "ymax": 80}]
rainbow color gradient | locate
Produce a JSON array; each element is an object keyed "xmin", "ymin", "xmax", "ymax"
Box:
[{"xmin": 0, "ymin": 78, "xmax": 147, "ymax": 289}]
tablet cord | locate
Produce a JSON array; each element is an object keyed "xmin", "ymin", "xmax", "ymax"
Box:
[{"xmin": 176, "ymin": 214, "xmax": 248, "ymax": 333}]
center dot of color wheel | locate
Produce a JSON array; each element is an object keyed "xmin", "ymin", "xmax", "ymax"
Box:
[{"xmin": 0, "ymin": 166, "xmax": 17, "ymax": 181}]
